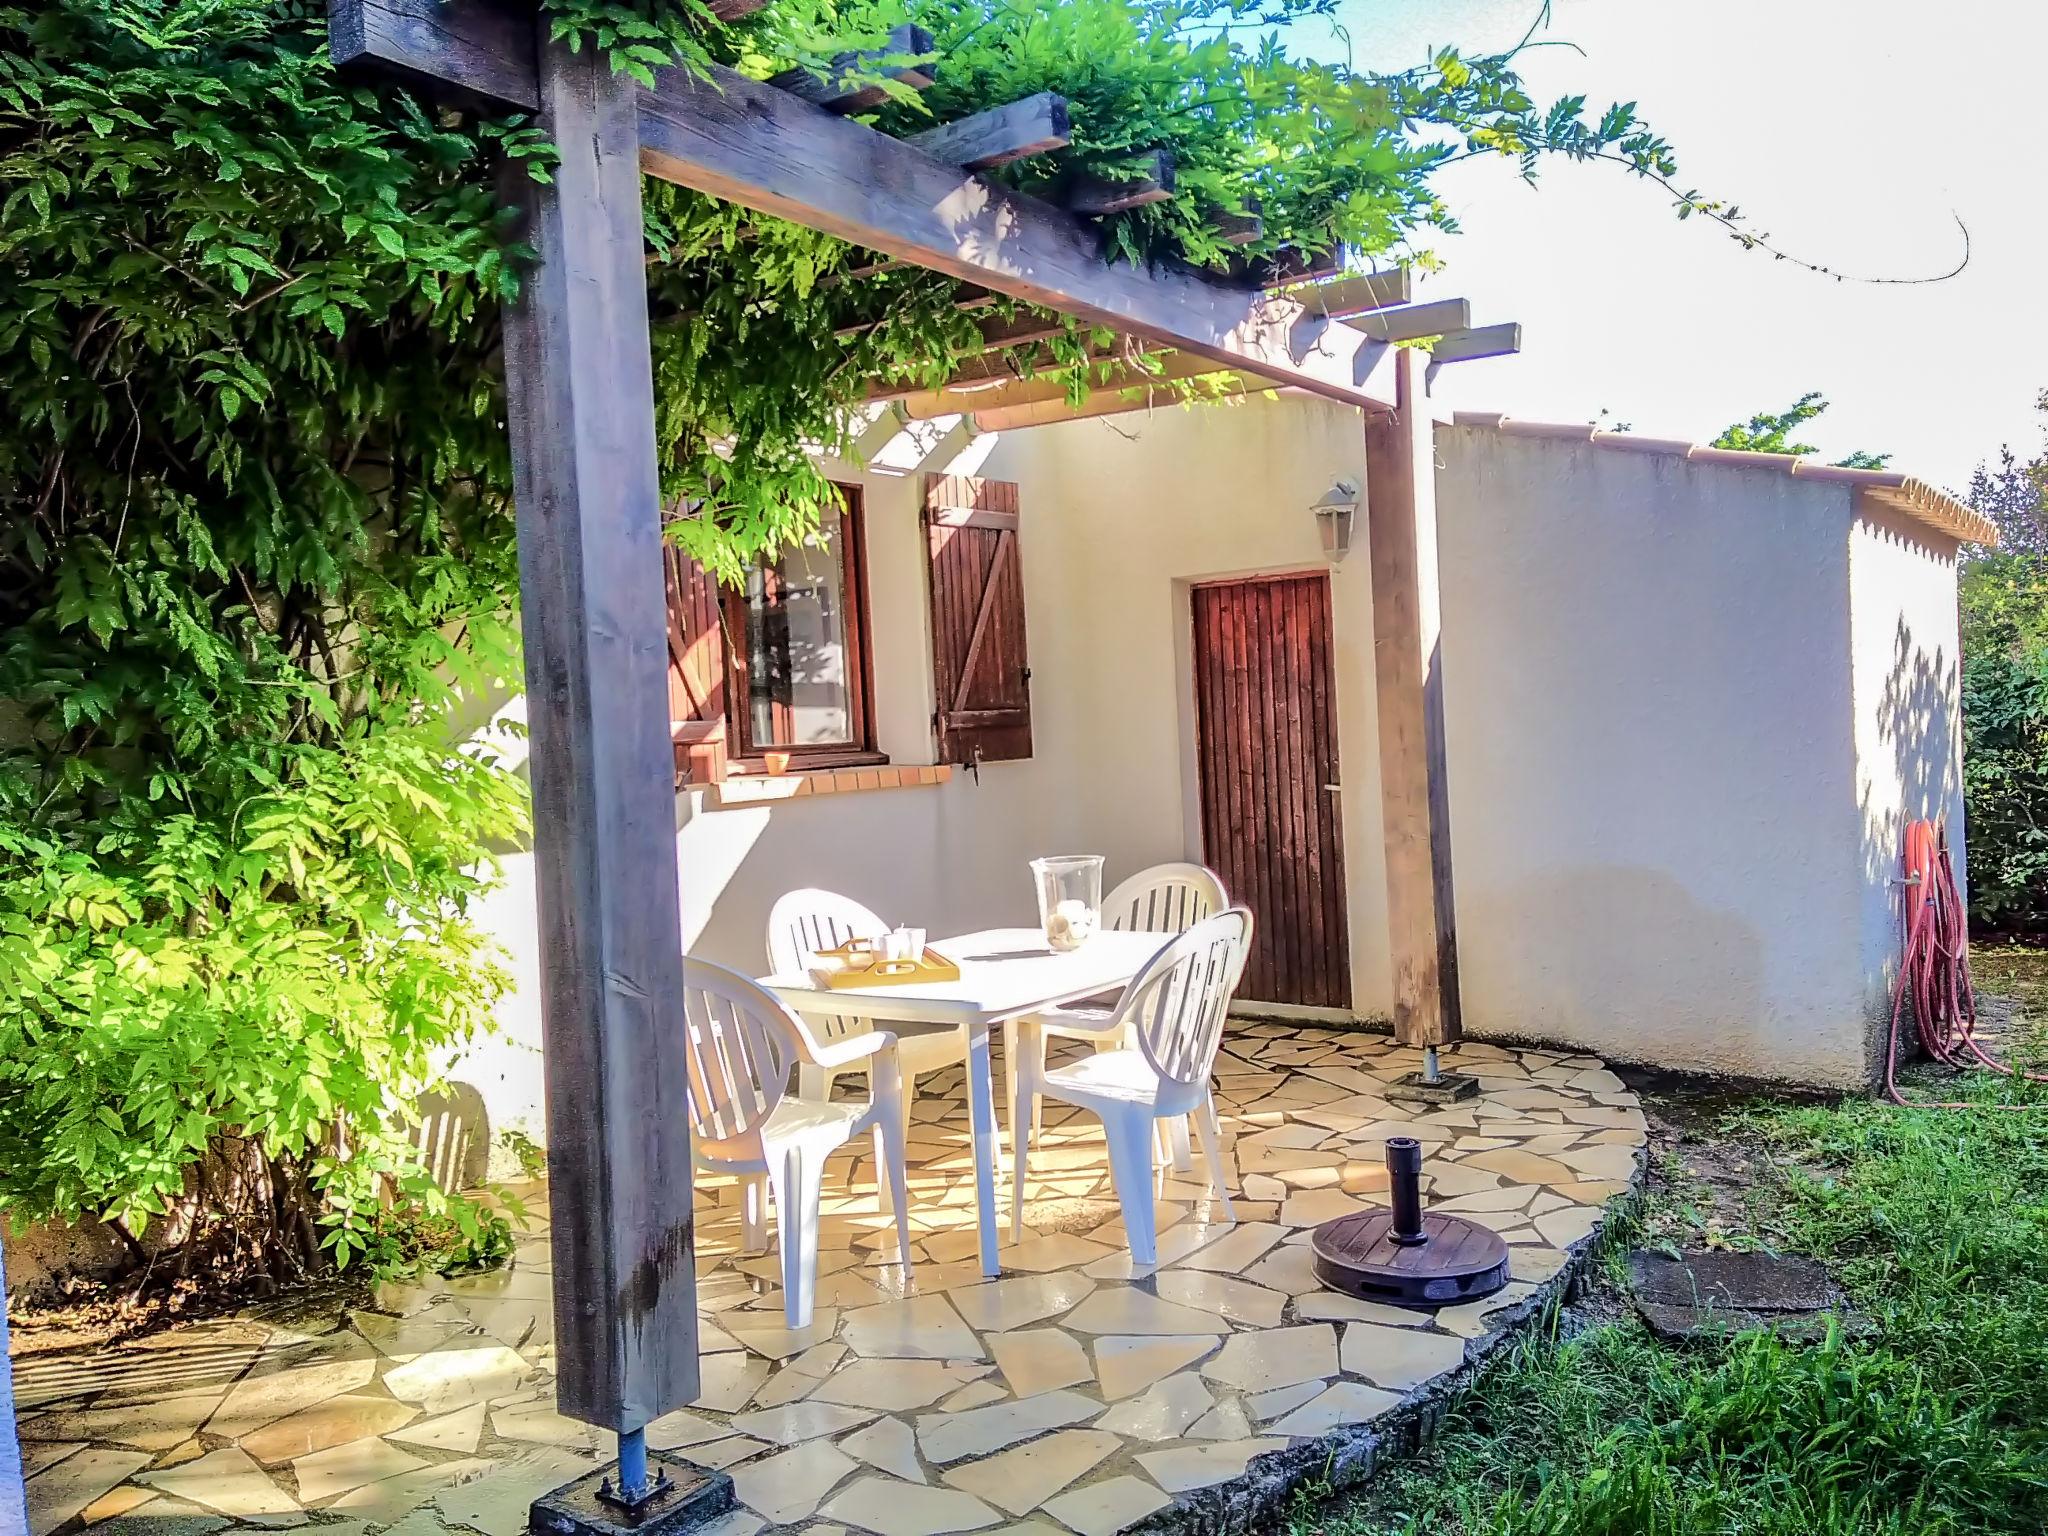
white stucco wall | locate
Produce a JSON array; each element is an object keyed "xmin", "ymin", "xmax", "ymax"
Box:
[
  {"xmin": 456, "ymin": 393, "xmax": 1392, "ymax": 1143},
  {"xmin": 449, "ymin": 399, "xmax": 1972, "ymax": 1145},
  {"xmin": 1431, "ymin": 427, "xmax": 1876, "ymax": 1084},
  {"xmin": 1847, "ymin": 502, "xmax": 1968, "ymax": 1074}
]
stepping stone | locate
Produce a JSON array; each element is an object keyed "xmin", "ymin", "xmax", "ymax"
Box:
[
  {"xmin": 325, "ymin": 1456, "xmax": 496, "ymax": 1521},
  {"xmin": 135, "ymin": 1446, "xmax": 300, "ymax": 1519},
  {"xmin": 1172, "ymin": 1223, "xmax": 1286, "ymax": 1273},
  {"xmin": 1243, "ymin": 1379, "xmax": 1324, "ymax": 1423},
  {"xmin": 1063, "ymin": 1288, "xmax": 1217, "ymax": 1336},
  {"xmin": 1039, "ymin": 1476, "xmax": 1172, "ymax": 1536},
  {"xmin": 206, "ymin": 1357, "xmax": 376, "ymax": 1439},
  {"xmin": 1092, "ymin": 1372, "xmax": 1213, "ymax": 1439},
  {"xmin": 437, "ymin": 1447, "xmax": 595, "ymax": 1536},
  {"xmin": 1200, "ymin": 1324, "xmax": 1337, "ymax": 1391},
  {"xmin": 1267, "ymin": 1380, "xmax": 1402, "ymax": 1436},
  {"xmin": 349, "ymin": 1308, "xmax": 475, "ymax": 1363},
  {"xmin": 1627, "ymin": 1250, "xmax": 1857, "ymax": 1341},
  {"xmin": 840, "ymin": 1415, "xmax": 927, "ymax": 1483},
  {"xmin": 24, "ymin": 1448, "xmax": 151, "ymax": 1536},
  {"xmin": 292, "ymin": 1438, "xmax": 429, "ymax": 1502},
  {"xmin": 1338, "ymin": 1323, "xmax": 1466, "ymax": 1389},
  {"xmin": 731, "ymin": 1441, "xmax": 861, "ymax": 1524},
  {"xmin": 1461, "ymin": 1149, "xmax": 1577, "ymax": 1186},
  {"xmin": 947, "ymin": 1274, "xmax": 1095, "ymax": 1333},
  {"xmin": 811, "ymin": 1360, "xmax": 991, "ymax": 1413},
  {"xmin": 725, "ymin": 1311, "xmax": 843, "ymax": 1362},
  {"xmin": 1187, "ymin": 1399, "xmax": 1253, "ymax": 1440},
  {"xmin": 23, "ymin": 1388, "xmax": 224, "ymax": 1452},
  {"xmin": 939, "ymin": 1429, "xmax": 1119, "ymax": 1515},
  {"xmin": 693, "ymin": 1352, "xmax": 772, "ymax": 1413},
  {"xmin": 1555, "ymin": 1145, "xmax": 1640, "ymax": 1182},
  {"xmin": 20, "ymin": 1443, "xmax": 85, "ymax": 1479},
  {"xmin": 729, "ymin": 1401, "xmax": 879, "ymax": 1445},
  {"xmin": 988, "ymin": 1330, "xmax": 1090, "ymax": 1398},
  {"xmin": 1153, "ymin": 1272, "xmax": 1286, "ymax": 1327},
  {"xmin": 388, "ymin": 1403, "xmax": 488, "ymax": 1454},
  {"xmin": 1508, "ymin": 1246, "xmax": 1569, "ymax": 1284},
  {"xmin": 381, "ymin": 1343, "xmax": 530, "ymax": 1415},
  {"xmin": 1135, "ymin": 1437, "xmax": 1286, "ymax": 1493},
  {"xmin": 1292, "ymin": 1292, "xmax": 1430, "ymax": 1327},
  {"xmin": 842, "ymin": 1296, "xmax": 984, "ymax": 1361},
  {"xmin": 822, "ymin": 1475, "xmax": 1001, "ymax": 1536},
  {"xmin": 241, "ymin": 1393, "xmax": 419, "ymax": 1465},
  {"xmin": 492, "ymin": 1398, "xmax": 605, "ymax": 1450},
  {"xmin": 915, "ymin": 1389, "xmax": 1099, "ymax": 1465},
  {"xmin": 1533, "ymin": 1205, "xmax": 1602, "ymax": 1249},
  {"xmin": 1089, "ymin": 1335, "xmax": 1219, "ymax": 1401}
]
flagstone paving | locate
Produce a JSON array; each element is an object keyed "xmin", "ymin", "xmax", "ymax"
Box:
[{"xmin": 17, "ymin": 1025, "xmax": 1645, "ymax": 1536}]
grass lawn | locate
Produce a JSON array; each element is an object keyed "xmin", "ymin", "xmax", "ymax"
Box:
[{"xmin": 1291, "ymin": 946, "xmax": 2048, "ymax": 1536}]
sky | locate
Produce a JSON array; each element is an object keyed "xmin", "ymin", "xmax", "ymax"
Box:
[{"xmin": 1283, "ymin": 0, "xmax": 2048, "ymax": 492}]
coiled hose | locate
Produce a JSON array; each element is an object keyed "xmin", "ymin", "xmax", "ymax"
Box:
[{"xmin": 1885, "ymin": 818, "xmax": 2048, "ymax": 1108}]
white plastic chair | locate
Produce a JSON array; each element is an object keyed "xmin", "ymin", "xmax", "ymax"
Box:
[
  {"xmin": 1009, "ymin": 908, "xmax": 1253, "ymax": 1266},
  {"xmin": 682, "ymin": 957, "xmax": 912, "ymax": 1328},
  {"xmin": 767, "ymin": 889, "xmax": 973, "ymax": 1108},
  {"xmin": 1016, "ymin": 863, "xmax": 1228, "ymax": 1167}
]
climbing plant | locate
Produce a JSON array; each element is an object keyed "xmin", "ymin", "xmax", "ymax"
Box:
[{"xmin": 0, "ymin": 0, "xmax": 1719, "ymax": 1285}]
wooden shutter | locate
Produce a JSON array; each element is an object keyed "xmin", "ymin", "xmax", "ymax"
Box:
[
  {"xmin": 924, "ymin": 474, "xmax": 1032, "ymax": 765},
  {"xmin": 662, "ymin": 537, "xmax": 727, "ymax": 784}
]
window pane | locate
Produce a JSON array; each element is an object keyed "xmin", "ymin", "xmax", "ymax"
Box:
[{"xmin": 743, "ymin": 505, "xmax": 854, "ymax": 748}]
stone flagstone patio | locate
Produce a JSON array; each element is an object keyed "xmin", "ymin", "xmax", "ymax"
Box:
[{"xmin": 15, "ymin": 1023, "xmax": 1646, "ymax": 1536}]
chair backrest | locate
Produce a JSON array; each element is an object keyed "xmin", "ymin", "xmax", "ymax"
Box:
[
  {"xmin": 1103, "ymin": 863, "xmax": 1227, "ymax": 935},
  {"xmin": 681, "ymin": 957, "xmax": 803, "ymax": 1159},
  {"xmin": 1110, "ymin": 908, "xmax": 1254, "ymax": 1111},
  {"xmin": 766, "ymin": 888, "xmax": 888, "ymax": 1044}
]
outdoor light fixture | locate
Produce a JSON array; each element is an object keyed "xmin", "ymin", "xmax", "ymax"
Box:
[{"xmin": 1312, "ymin": 478, "xmax": 1360, "ymax": 563}]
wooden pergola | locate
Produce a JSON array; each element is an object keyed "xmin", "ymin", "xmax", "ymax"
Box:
[{"xmin": 332, "ymin": 1, "xmax": 1518, "ymax": 1519}]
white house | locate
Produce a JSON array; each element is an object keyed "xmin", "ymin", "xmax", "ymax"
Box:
[{"xmin": 455, "ymin": 388, "xmax": 1989, "ymax": 1152}]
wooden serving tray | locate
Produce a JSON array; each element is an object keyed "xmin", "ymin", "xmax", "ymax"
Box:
[{"xmin": 810, "ymin": 940, "xmax": 962, "ymax": 991}]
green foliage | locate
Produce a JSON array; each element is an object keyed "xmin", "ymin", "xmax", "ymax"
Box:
[
  {"xmin": 0, "ymin": 0, "xmax": 534, "ymax": 1277},
  {"xmin": 1291, "ymin": 1053, "xmax": 2048, "ymax": 1536},
  {"xmin": 0, "ymin": 0, "xmax": 1721, "ymax": 1280},
  {"xmin": 1959, "ymin": 552, "xmax": 2048, "ymax": 930},
  {"xmin": 1709, "ymin": 391, "xmax": 1891, "ymax": 469}
]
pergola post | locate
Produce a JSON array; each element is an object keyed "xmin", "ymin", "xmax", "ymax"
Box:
[
  {"xmin": 498, "ymin": 31, "xmax": 714, "ymax": 1524},
  {"xmin": 1364, "ymin": 347, "xmax": 1463, "ymax": 1055}
]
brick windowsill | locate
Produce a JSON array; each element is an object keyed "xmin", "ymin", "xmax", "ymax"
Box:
[{"xmin": 701, "ymin": 764, "xmax": 952, "ymax": 809}]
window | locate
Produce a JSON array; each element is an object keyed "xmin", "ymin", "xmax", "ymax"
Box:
[{"xmin": 722, "ymin": 485, "xmax": 879, "ymax": 767}]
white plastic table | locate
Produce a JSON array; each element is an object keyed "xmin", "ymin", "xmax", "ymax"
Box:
[{"xmin": 760, "ymin": 926, "xmax": 1168, "ymax": 1277}]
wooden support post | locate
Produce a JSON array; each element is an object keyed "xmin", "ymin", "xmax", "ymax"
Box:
[
  {"xmin": 499, "ymin": 33, "xmax": 700, "ymax": 1430},
  {"xmin": 1, "ymin": 1248, "xmax": 23, "ymax": 1536},
  {"xmin": 1363, "ymin": 347, "xmax": 1462, "ymax": 1049}
]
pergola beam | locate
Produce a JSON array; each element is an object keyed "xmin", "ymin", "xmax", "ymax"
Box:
[
  {"xmin": 634, "ymin": 66, "xmax": 1398, "ymax": 408},
  {"xmin": 1431, "ymin": 321, "xmax": 1523, "ymax": 364},
  {"xmin": 909, "ymin": 92, "xmax": 1071, "ymax": 170},
  {"xmin": 969, "ymin": 372, "xmax": 1271, "ymax": 433}
]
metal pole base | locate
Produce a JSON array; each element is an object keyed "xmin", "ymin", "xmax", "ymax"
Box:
[
  {"xmin": 531, "ymin": 1455, "xmax": 735, "ymax": 1536},
  {"xmin": 1385, "ymin": 1069, "xmax": 1479, "ymax": 1104}
]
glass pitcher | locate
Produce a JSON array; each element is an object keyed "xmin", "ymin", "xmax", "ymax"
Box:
[{"xmin": 1030, "ymin": 855, "xmax": 1105, "ymax": 952}]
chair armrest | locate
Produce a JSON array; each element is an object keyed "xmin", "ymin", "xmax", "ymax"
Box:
[
  {"xmin": 798, "ymin": 1024, "xmax": 897, "ymax": 1072},
  {"xmin": 1037, "ymin": 1002, "xmax": 1122, "ymax": 1036}
]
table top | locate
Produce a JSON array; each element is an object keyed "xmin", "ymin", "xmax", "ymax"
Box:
[{"xmin": 760, "ymin": 926, "xmax": 1168, "ymax": 1027}]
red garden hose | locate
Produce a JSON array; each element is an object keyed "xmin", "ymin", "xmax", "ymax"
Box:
[{"xmin": 1884, "ymin": 818, "xmax": 2048, "ymax": 1108}]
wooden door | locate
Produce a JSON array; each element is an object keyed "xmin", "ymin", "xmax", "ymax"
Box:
[{"xmin": 1191, "ymin": 574, "xmax": 1350, "ymax": 1008}]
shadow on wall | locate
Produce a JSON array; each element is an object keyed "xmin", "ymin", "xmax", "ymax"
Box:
[
  {"xmin": 1857, "ymin": 608, "xmax": 1962, "ymax": 1075},
  {"xmin": 1460, "ymin": 862, "xmax": 1777, "ymax": 1077}
]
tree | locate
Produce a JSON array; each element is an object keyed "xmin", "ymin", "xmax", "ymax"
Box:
[
  {"xmin": 1960, "ymin": 398, "xmax": 2048, "ymax": 930},
  {"xmin": 1710, "ymin": 391, "xmax": 1891, "ymax": 468}
]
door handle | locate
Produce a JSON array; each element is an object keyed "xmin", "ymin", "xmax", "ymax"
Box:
[{"xmin": 1323, "ymin": 784, "xmax": 1342, "ymax": 793}]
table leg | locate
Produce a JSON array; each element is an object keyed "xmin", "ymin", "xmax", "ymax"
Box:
[{"xmin": 965, "ymin": 1021, "xmax": 1001, "ymax": 1276}]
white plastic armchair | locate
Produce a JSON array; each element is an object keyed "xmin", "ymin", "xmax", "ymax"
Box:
[
  {"xmin": 682, "ymin": 957, "xmax": 912, "ymax": 1327},
  {"xmin": 1020, "ymin": 863, "xmax": 1228, "ymax": 1165},
  {"xmin": 1010, "ymin": 908, "xmax": 1253, "ymax": 1265},
  {"xmin": 767, "ymin": 887, "xmax": 971, "ymax": 1102}
]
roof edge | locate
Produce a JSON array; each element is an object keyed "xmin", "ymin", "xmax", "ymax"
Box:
[{"xmin": 1448, "ymin": 413, "xmax": 1998, "ymax": 547}]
